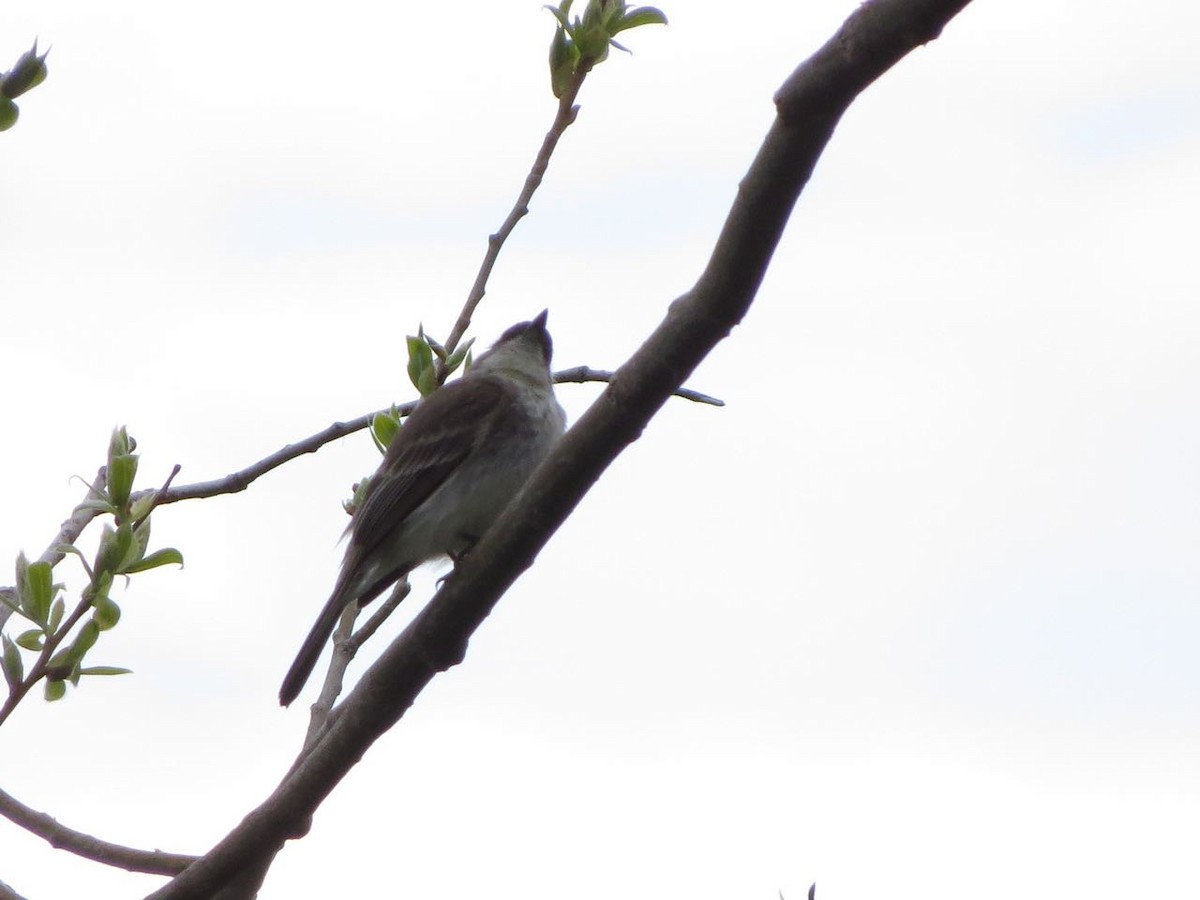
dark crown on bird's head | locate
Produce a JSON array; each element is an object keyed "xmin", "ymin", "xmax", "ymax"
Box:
[{"xmin": 493, "ymin": 309, "xmax": 553, "ymax": 365}]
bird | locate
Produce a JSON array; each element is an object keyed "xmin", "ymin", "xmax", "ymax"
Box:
[{"xmin": 279, "ymin": 310, "xmax": 566, "ymax": 706}]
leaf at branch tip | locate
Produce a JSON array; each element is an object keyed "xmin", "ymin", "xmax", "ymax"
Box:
[
  {"xmin": 371, "ymin": 410, "xmax": 401, "ymax": 452},
  {"xmin": 614, "ymin": 6, "xmax": 668, "ymax": 34},
  {"xmin": 108, "ymin": 426, "xmax": 131, "ymax": 457},
  {"xmin": 122, "ymin": 547, "xmax": 183, "ymax": 574},
  {"xmin": 92, "ymin": 595, "xmax": 121, "ymax": 630},
  {"xmin": 406, "ymin": 333, "xmax": 435, "ymax": 394},
  {"xmin": 0, "ymin": 96, "xmax": 17, "ymax": 132},
  {"xmin": 15, "ymin": 629, "xmax": 44, "ymax": 652},
  {"xmin": 416, "ymin": 364, "xmax": 439, "ymax": 398},
  {"xmin": 1, "ymin": 40, "xmax": 50, "ymax": 100},
  {"xmin": 24, "ymin": 560, "xmax": 54, "ymax": 628},
  {"xmin": 573, "ymin": 20, "xmax": 611, "ymax": 62},
  {"xmin": 445, "ymin": 337, "xmax": 475, "ymax": 376},
  {"xmin": 132, "ymin": 517, "xmax": 152, "ymax": 564},
  {"xmin": 80, "ymin": 666, "xmax": 132, "ymax": 677},
  {"xmin": 129, "ymin": 491, "xmax": 158, "ymax": 523},
  {"xmin": 107, "ymin": 452, "xmax": 138, "ymax": 510},
  {"xmin": 77, "ymin": 498, "xmax": 120, "ymax": 516},
  {"xmin": 548, "ymin": 24, "xmax": 579, "ymax": 98},
  {"xmin": 543, "ymin": 0, "xmax": 575, "ymax": 30},
  {"xmin": 44, "ymin": 679, "xmax": 66, "ymax": 702},
  {"xmin": 0, "ymin": 588, "xmax": 20, "ymax": 615},
  {"xmin": 65, "ymin": 619, "xmax": 100, "ymax": 668},
  {"xmin": 95, "ymin": 522, "xmax": 133, "ymax": 576},
  {"xmin": 14, "ymin": 550, "xmax": 29, "ymax": 601},
  {"xmin": 344, "ymin": 474, "xmax": 373, "ymax": 517},
  {"xmin": 107, "ymin": 521, "xmax": 143, "ymax": 574},
  {"xmin": 2, "ymin": 635, "xmax": 24, "ymax": 687},
  {"xmin": 424, "ymin": 332, "xmax": 448, "ymax": 363}
]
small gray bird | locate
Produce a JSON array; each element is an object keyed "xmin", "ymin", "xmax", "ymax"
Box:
[{"xmin": 279, "ymin": 311, "xmax": 566, "ymax": 706}]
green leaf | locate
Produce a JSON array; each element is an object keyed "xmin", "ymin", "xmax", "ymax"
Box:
[
  {"xmin": 343, "ymin": 474, "xmax": 373, "ymax": 517},
  {"xmin": 1, "ymin": 41, "xmax": 49, "ymax": 100},
  {"xmin": 2, "ymin": 635, "xmax": 24, "ymax": 687},
  {"xmin": 416, "ymin": 364, "xmax": 438, "ymax": 398},
  {"xmin": 92, "ymin": 595, "xmax": 121, "ymax": 630},
  {"xmin": 371, "ymin": 410, "xmax": 401, "ymax": 452},
  {"xmin": 549, "ymin": 25, "xmax": 578, "ymax": 98},
  {"xmin": 79, "ymin": 666, "xmax": 132, "ymax": 676},
  {"xmin": 614, "ymin": 6, "xmax": 668, "ymax": 32},
  {"xmin": 574, "ymin": 20, "xmax": 611, "ymax": 61},
  {"xmin": 129, "ymin": 517, "xmax": 152, "ymax": 566},
  {"xmin": 543, "ymin": 0, "xmax": 575, "ymax": 30},
  {"xmin": 54, "ymin": 543, "xmax": 87, "ymax": 562},
  {"xmin": 108, "ymin": 426, "xmax": 132, "ymax": 460},
  {"xmin": 24, "ymin": 561, "xmax": 53, "ymax": 628},
  {"xmin": 444, "ymin": 338, "xmax": 475, "ymax": 376},
  {"xmin": 406, "ymin": 333, "xmax": 436, "ymax": 396},
  {"xmin": 14, "ymin": 629, "xmax": 44, "ymax": 651},
  {"xmin": 406, "ymin": 331, "xmax": 434, "ymax": 394},
  {"xmin": 0, "ymin": 96, "xmax": 17, "ymax": 132},
  {"xmin": 129, "ymin": 491, "xmax": 158, "ymax": 523},
  {"xmin": 121, "ymin": 547, "xmax": 183, "ymax": 574},
  {"xmin": 107, "ymin": 453, "xmax": 138, "ymax": 509},
  {"xmin": 76, "ymin": 498, "xmax": 120, "ymax": 516},
  {"xmin": 14, "ymin": 551, "xmax": 29, "ymax": 604},
  {"xmin": 48, "ymin": 596, "xmax": 65, "ymax": 632},
  {"xmin": 89, "ymin": 570, "xmax": 113, "ymax": 603},
  {"xmin": 95, "ymin": 522, "xmax": 134, "ymax": 576},
  {"xmin": 66, "ymin": 619, "xmax": 100, "ymax": 667},
  {"xmin": 44, "ymin": 679, "xmax": 66, "ymax": 702},
  {"xmin": 424, "ymin": 332, "xmax": 448, "ymax": 363},
  {"xmin": 0, "ymin": 588, "xmax": 19, "ymax": 615}
]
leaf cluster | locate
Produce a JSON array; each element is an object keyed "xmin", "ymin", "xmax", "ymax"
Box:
[
  {"xmin": 341, "ymin": 328, "xmax": 475, "ymax": 517},
  {"xmin": 0, "ymin": 428, "xmax": 182, "ymax": 712},
  {"xmin": 0, "ymin": 40, "xmax": 49, "ymax": 132},
  {"xmin": 545, "ymin": 0, "xmax": 666, "ymax": 97}
]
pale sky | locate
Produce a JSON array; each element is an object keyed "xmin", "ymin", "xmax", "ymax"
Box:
[{"xmin": 2, "ymin": 2, "xmax": 1199, "ymax": 899}]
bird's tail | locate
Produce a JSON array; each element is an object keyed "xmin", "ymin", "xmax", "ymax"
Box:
[{"xmin": 278, "ymin": 588, "xmax": 349, "ymax": 707}]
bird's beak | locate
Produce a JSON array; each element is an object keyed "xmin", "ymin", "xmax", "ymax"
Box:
[{"xmin": 533, "ymin": 309, "xmax": 549, "ymax": 330}]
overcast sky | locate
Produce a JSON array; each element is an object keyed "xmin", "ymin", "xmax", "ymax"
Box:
[{"xmin": 3, "ymin": 1, "xmax": 1199, "ymax": 898}]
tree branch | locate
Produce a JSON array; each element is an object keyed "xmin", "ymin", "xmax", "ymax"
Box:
[
  {"xmin": 155, "ymin": 413, "xmax": 385, "ymax": 505},
  {"xmin": 553, "ymin": 366, "xmax": 724, "ymax": 406},
  {"xmin": 0, "ymin": 784, "xmax": 194, "ymax": 876},
  {"xmin": 142, "ymin": 1, "xmax": 973, "ymax": 896},
  {"xmin": 146, "ymin": 369, "xmax": 710, "ymax": 510},
  {"xmin": 442, "ymin": 61, "xmax": 594, "ymax": 361}
]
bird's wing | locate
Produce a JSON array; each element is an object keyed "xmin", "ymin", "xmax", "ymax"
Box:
[{"xmin": 346, "ymin": 375, "xmax": 512, "ymax": 568}]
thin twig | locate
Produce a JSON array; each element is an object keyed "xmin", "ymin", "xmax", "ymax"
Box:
[
  {"xmin": 0, "ymin": 592, "xmax": 92, "ymax": 728},
  {"xmin": 0, "ymin": 876, "xmax": 29, "ymax": 900},
  {"xmin": 300, "ymin": 604, "xmax": 357, "ymax": 753},
  {"xmin": 344, "ymin": 580, "xmax": 412, "ymax": 656},
  {"xmin": 154, "ymin": 412, "xmax": 397, "ymax": 505},
  {"xmin": 129, "ymin": 464, "xmax": 181, "ymax": 532},
  {"xmin": 554, "ymin": 366, "xmax": 724, "ymax": 406},
  {"xmin": 440, "ymin": 61, "xmax": 595, "ymax": 363},
  {"xmin": 0, "ymin": 783, "xmax": 195, "ymax": 876},
  {"xmin": 140, "ymin": 367, "xmax": 703, "ymax": 510},
  {"xmin": 300, "ymin": 579, "xmax": 412, "ymax": 752}
]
